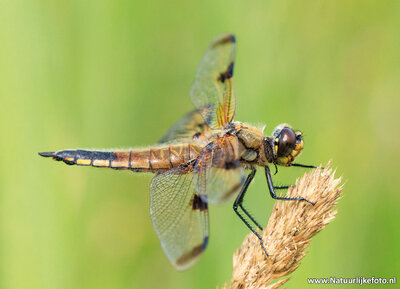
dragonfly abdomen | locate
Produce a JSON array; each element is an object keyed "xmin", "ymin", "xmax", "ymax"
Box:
[{"xmin": 39, "ymin": 144, "xmax": 202, "ymax": 173}]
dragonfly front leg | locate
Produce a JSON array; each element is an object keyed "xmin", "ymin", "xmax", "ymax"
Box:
[
  {"xmin": 233, "ymin": 167, "xmax": 269, "ymax": 257},
  {"xmin": 274, "ymin": 163, "xmax": 317, "ymax": 190},
  {"xmin": 290, "ymin": 163, "xmax": 317, "ymax": 169},
  {"xmin": 265, "ymin": 166, "xmax": 315, "ymax": 205}
]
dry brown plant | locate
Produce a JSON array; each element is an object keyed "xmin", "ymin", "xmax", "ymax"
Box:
[{"xmin": 219, "ymin": 163, "xmax": 343, "ymax": 289}]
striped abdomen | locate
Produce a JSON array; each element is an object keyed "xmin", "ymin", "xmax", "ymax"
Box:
[{"xmin": 39, "ymin": 144, "xmax": 203, "ymax": 173}]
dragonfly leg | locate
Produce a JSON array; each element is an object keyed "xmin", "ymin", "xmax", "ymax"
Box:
[
  {"xmin": 290, "ymin": 163, "xmax": 317, "ymax": 169},
  {"xmin": 233, "ymin": 167, "xmax": 270, "ymax": 257},
  {"xmin": 265, "ymin": 166, "xmax": 315, "ymax": 205},
  {"xmin": 274, "ymin": 163, "xmax": 318, "ymax": 190},
  {"xmin": 274, "ymin": 185, "xmax": 290, "ymax": 190}
]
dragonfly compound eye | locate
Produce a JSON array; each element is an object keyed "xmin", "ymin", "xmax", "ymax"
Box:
[{"xmin": 277, "ymin": 127, "xmax": 296, "ymax": 158}]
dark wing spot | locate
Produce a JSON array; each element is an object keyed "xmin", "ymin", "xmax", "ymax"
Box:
[
  {"xmin": 192, "ymin": 194, "xmax": 208, "ymax": 211},
  {"xmin": 217, "ymin": 62, "xmax": 234, "ymax": 83},
  {"xmin": 211, "ymin": 34, "xmax": 236, "ymax": 48},
  {"xmin": 175, "ymin": 242, "xmax": 205, "ymax": 268},
  {"xmin": 192, "ymin": 132, "xmax": 202, "ymax": 139},
  {"xmin": 224, "ymin": 160, "xmax": 241, "ymax": 170}
]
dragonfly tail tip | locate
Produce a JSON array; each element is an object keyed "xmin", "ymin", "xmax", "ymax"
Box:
[{"xmin": 38, "ymin": 151, "xmax": 55, "ymax": 157}]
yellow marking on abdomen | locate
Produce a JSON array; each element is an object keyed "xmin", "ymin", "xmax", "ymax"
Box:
[
  {"xmin": 76, "ymin": 159, "xmax": 91, "ymax": 165},
  {"xmin": 92, "ymin": 159, "xmax": 110, "ymax": 167}
]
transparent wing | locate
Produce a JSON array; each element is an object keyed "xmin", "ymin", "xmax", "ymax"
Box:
[
  {"xmin": 190, "ymin": 34, "xmax": 237, "ymax": 129},
  {"xmin": 157, "ymin": 110, "xmax": 211, "ymax": 144},
  {"xmin": 150, "ymin": 163, "xmax": 209, "ymax": 270},
  {"xmin": 150, "ymin": 134, "xmax": 244, "ymax": 269},
  {"xmin": 195, "ymin": 135, "xmax": 245, "ymax": 204}
]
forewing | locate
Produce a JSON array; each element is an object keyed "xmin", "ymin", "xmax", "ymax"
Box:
[
  {"xmin": 150, "ymin": 163, "xmax": 209, "ymax": 270},
  {"xmin": 195, "ymin": 135, "xmax": 245, "ymax": 204},
  {"xmin": 190, "ymin": 34, "xmax": 237, "ymax": 129},
  {"xmin": 157, "ymin": 110, "xmax": 211, "ymax": 144}
]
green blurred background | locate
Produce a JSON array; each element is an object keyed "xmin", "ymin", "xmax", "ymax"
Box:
[{"xmin": 1, "ymin": 0, "xmax": 399, "ymax": 288}]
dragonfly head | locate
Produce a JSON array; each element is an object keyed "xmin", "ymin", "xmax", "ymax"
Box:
[{"xmin": 270, "ymin": 124, "xmax": 303, "ymax": 166}]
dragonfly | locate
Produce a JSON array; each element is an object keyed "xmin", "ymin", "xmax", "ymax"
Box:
[{"xmin": 39, "ymin": 34, "xmax": 316, "ymax": 270}]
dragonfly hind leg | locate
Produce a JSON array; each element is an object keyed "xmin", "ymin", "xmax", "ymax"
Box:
[{"xmin": 233, "ymin": 167, "xmax": 270, "ymax": 257}]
